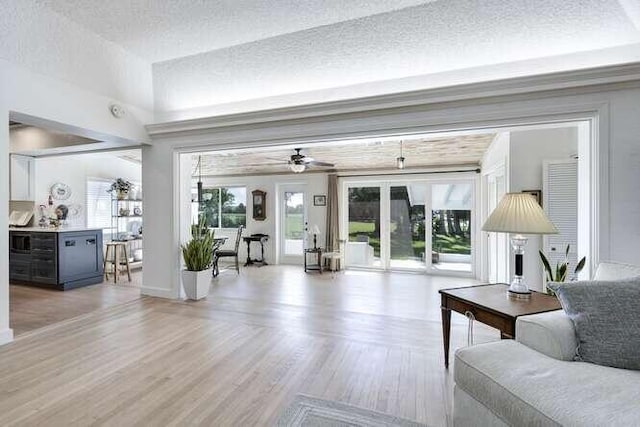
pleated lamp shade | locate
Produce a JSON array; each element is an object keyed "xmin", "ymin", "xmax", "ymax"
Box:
[{"xmin": 482, "ymin": 193, "xmax": 558, "ymax": 235}]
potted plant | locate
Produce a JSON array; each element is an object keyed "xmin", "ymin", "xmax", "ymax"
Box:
[
  {"xmin": 108, "ymin": 178, "xmax": 133, "ymax": 200},
  {"xmin": 539, "ymin": 244, "xmax": 586, "ymax": 295},
  {"xmin": 181, "ymin": 219, "xmax": 214, "ymax": 300}
]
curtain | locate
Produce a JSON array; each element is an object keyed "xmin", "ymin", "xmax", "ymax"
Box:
[{"xmin": 325, "ymin": 174, "xmax": 340, "ymax": 252}]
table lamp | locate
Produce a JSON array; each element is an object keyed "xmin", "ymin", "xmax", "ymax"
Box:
[
  {"xmin": 482, "ymin": 193, "xmax": 558, "ymax": 298},
  {"xmin": 309, "ymin": 225, "xmax": 321, "ymax": 249}
]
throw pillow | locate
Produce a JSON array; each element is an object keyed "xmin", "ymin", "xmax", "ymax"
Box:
[{"xmin": 548, "ymin": 278, "xmax": 640, "ymax": 370}]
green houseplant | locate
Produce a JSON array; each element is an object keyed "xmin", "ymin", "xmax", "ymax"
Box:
[
  {"xmin": 181, "ymin": 218, "xmax": 214, "ymax": 300},
  {"xmin": 539, "ymin": 244, "xmax": 586, "ymax": 295}
]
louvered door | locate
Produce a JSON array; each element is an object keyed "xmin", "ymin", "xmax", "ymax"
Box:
[{"xmin": 543, "ymin": 160, "xmax": 578, "ymax": 280}]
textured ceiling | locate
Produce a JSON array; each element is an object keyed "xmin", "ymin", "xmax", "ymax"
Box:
[
  {"xmin": 37, "ymin": 0, "xmax": 435, "ymax": 62},
  {"xmin": 194, "ymin": 133, "xmax": 496, "ymax": 176},
  {"xmin": 153, "ymin": 0, "xmax": 640, "ymax": 114}
]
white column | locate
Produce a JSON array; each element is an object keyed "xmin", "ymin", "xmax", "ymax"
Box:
[{"xmin": 0, "ymin": 86, "xmax": 14, "ymax": 345}]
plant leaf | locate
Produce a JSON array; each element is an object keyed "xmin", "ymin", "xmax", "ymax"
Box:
[
  {"xmin": 539, "ymin": 250, "xmax": 554, "ymax": 282},
  {"xmin": 574, "ymin": 257, "xmax": 586, "ymax": 275}
]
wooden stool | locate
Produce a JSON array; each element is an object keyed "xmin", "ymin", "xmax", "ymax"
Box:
[{"xmin": 104, "ymin": 242, "xmax": 131, "ymax": 283}]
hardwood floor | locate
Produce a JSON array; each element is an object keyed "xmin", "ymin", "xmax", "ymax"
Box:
[
  {"xmin": 10, "ymin": 271, "xmax": 142, "ymax": 336},
  {"xmin": 1, "ymin": 266, "xmax": 498, "ymax": 426}
]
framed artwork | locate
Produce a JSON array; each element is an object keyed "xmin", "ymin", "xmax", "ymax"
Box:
[
  {"xmin": 313, "ymin": 195, "xmax": 327, "ymax": 206},
  {"xmin": 522, "ymin": 190, "xmax": 542, "ymax": 206},
  {"xmin": 252, "ymin": 190, "xmax": 266, "ymax": 221}
]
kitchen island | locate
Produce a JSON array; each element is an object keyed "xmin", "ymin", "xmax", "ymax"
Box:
[{"xmin": 10, "ymin": 227, "xmax": 104, "ymax": 290}]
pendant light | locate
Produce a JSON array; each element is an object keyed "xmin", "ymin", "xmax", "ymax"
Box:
[
  {"xmin": 196, "ymin": 155, "xmax": 203, "ymax": 208},
  {"xmin": 396, "ymin": 141, "xmax": 405, "ymax": 169}
]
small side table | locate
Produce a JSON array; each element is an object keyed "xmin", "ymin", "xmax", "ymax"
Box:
[
  {"xmin": 304, "ymin": 247, "xmax": 323, "ymax": 273},
  {"xmin": 439, "ymin": 283, "xmax": 561, "ymax": 368},
  {"xmin": 243, "ymin": 234, "xmax": 269, "ymax": 267}
]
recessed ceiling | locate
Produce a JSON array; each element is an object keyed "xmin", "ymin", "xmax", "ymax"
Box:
[
  {"xmin": 194, "ymin": 133, "xmax": 496, "ymax": 177},
  {"xmin": 37, "ymin": 0, "xmax": 436, "ymax": 63},
  {"xmin": 9, "ymin": 122, "xmax": 140, "ymax": 157}
]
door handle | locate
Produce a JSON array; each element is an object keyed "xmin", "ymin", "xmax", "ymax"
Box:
[
  {"xmin": 86, "ymin": 238, "xmax": 96, "ymax": 245},
  {"xmin": 65, "ymin": 240, "xmax": 76, "ymax": 247}
]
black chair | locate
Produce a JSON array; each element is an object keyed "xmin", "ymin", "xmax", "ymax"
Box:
[{"xmin": 215, "ymin": 225, "xmax": 244, "ymax": 274}]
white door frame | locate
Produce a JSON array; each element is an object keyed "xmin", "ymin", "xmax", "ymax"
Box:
[{"xmin": 341, "ymin": 173, "xmax": 478, "ymax": 276}]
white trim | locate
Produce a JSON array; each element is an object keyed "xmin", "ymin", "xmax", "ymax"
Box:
[
  {"xmin": 140, "ymin": 286, "xmax": 180, "ymax": 299},
  {"xmin": 0, "ymin": 328, "xmax": 14, "ymax": 346},
  {"xmin": 147, "ymin": 64, "xmax": 640, "ymax": 136},
  {"xmin": 158, "ymin": 91, "xmax": 611, "ymax": 296}
]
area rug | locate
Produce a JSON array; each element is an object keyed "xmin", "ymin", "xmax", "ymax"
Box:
[{"xmin": 276, "ymin": 394, "xmax": 429, "ymax": 427}]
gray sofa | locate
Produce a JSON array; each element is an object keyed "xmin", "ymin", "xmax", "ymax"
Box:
[{"xmin": 453, "ymin": 262, "xmax": 640, "ymax": 426}]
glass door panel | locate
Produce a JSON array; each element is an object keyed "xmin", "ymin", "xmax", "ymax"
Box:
[
  {"xmin": 346, "ymin": 186, "xmax": 381, "ymax": 268},
  {"xmin": 283, "ymin": 191, "xmax": 305, "ymax": 257},
  {"xmin": 431, "ymin": 183, "xmax": 473, "ymax": 273},
  {"xmin": 389, "ymin": 185, "xmax": 426, "ymax": 270}
]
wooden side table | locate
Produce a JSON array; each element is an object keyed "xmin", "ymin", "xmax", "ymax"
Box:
[
  {"xmin": 304, "ymin": 247, "xmax": 323, "ymax": 273},
  {"xmin": 439, "ymin": 284, "xmax": 561, "ymax": 368}
]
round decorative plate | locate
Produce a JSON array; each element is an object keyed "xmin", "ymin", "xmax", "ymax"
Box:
[
  {"xmin": 133, "ymin": 206, "xmax": 142, "ymax": 216},
  {"xmin": 50, "ymin": 183, "xmax": 71, "ymax": 200}
]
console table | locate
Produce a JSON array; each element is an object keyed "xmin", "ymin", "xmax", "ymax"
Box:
[{"xmin": 243, "ymin": 234, "xmax": 268, "ymax": 266}]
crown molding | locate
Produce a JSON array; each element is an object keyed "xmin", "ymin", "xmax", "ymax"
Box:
[{"xmin": 147, "ymin": 62, "xmax": 640, "ymax": 137}]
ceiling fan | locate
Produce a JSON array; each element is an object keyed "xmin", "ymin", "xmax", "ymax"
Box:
[{"xmin": 246, "ymin": 148, "xmax": 335, "ymax": 173}]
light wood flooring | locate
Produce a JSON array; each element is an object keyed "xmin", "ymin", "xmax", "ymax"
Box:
[
  {"xmin": 2, "ymin": 266, "xmax": 498, "ymax": 426},
  {"xmin": 10, "ymin": 270, "xmax": 142, "ymax": 336}
]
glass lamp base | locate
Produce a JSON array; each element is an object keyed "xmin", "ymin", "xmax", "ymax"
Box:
[{"xmin": 508, "ymin": 276, "xmax": 532, "ymax": 299}]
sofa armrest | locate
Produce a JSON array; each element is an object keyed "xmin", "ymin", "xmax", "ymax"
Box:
[{"xmin": 515, "ymin": 310, "xmax": 577, "ymax": 361}]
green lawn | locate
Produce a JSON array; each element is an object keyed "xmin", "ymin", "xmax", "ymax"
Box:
[
  {"xmin": 349, "ymin": 220, "xmax": 470, "ymax": 259},
  {"xmin": 285, "ymin": 213, "xmax": 304, "ymax": 239}
]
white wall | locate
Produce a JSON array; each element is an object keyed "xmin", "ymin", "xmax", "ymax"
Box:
[
  {"xmin": 32, "ymin": 153, "xmax": 141, "ymax": 228},
  {"xmin": 195, "ymin": 173, "xmax": 328, "ymax": 265},
  {"xmin": 481, "ymin": 133, "xmax": 510, "ymax": 173},
  {"xmin": 508, "ymin": 127, "xmax": 578, "ymax": 290},
  {"xmin": 1, "ymin": 0, "xmax": 153, "ymax": 112}
]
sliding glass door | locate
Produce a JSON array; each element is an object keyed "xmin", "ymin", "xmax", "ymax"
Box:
[
  {"xmin": 430, "ymin": 182, "xmax": 473, "ymax": 273},
  {"xmin": 343, "ymin": 177, "xmax": 475, "ymax": 275},
  {"xmin": 346, "ymin": 186, "xmax": 382, "ymax": 268},
  {"xmin": 389, "ymin": 184, "xmax": 426, "ymax": 270}
]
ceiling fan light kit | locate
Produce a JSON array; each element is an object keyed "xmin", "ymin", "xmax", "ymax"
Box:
[
  {"xmin": 290, "ymin": 163, "xmax": 306, "ymax": 173},
  {"xmin": 286, "ymin": 148, "xmax": 333, "ymax": 173}
]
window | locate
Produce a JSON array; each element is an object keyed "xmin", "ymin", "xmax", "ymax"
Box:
[
  {"xmin": 195, "ymin": 186, "xmax": 247, "ymax": 228},
  {"xmin": 86, "ymin": 179, "xmax": 114, "ymax": 235}
]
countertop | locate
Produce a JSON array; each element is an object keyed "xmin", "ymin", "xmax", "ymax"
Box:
[{"xmin": 9, "ymin": 227, "xmax": 103, "ymax": 233}]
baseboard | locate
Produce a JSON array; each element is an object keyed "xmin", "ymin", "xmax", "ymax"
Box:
[
  {"xmin": 140, "ymin": 286, "xmax": 180, "ymax": 299},
  {"xmin": 0, "ymin": 328, "xmax": 14, "ymax": 346}
]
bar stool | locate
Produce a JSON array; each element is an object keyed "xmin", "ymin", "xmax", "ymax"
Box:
[{"xmin": 104, "ymin": 241, "xmax": 131, "ymax": 283}]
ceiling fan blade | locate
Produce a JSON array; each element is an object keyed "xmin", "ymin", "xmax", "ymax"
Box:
[
  {"xmin": 302, "ymin": 157, "xmax": 315, "ymax": 163},
  {"xmin": 306, "ymin": 160, "xmax": 335, "ymax": 167},
  {"xmin": 242, "ymin": 162, "xmax": 287, "ymax": 166}
]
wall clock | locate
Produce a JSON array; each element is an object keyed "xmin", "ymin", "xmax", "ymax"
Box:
[{"xmin": 252, "ymin": 190, "xmax": 266, "ymax": 221}]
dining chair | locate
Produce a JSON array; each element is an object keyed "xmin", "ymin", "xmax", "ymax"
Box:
[{"xmin": 215, "ymin": 225, "xmax": 244, "ymax": 274}]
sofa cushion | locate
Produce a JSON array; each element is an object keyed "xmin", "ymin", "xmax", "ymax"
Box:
[
  {"xmin": 516, "ymin": 310, "xmax": 577, "ymax": 361},
  {"xmin": 455, "ymin": 340, "xmax": 640, "ymax": 426},
  {"xmin": 593, "ymin": 261, "xmax": 640, "ymax": 281},
  {"xmin": 548, "ymin": 278, "xmax": 640, "ymax": 370}
]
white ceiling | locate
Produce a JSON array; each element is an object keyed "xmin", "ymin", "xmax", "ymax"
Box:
[
  {"xmin": 194, "ymin": 133, "xmax": 496, "ymax": 176},
  {"xmin": 37, "ymin": 0, "xmax": 436, "ymax": 63}
]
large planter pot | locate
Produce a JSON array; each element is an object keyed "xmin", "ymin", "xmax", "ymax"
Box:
[{"xmin": 181, "ymin": 269, "xmax": 212, "ymax": 300}]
